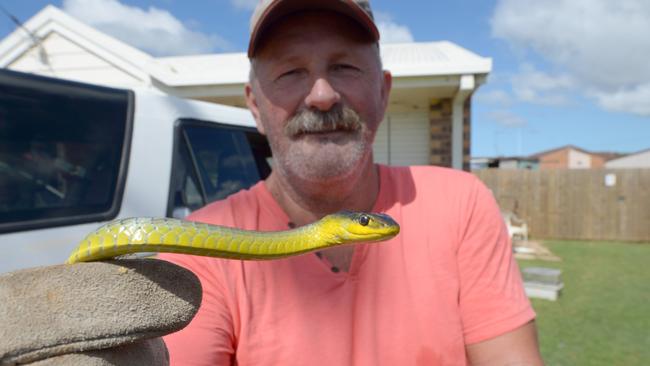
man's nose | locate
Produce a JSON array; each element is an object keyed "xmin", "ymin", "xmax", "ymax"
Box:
[{"xmin": 305, "ymin": 78, "xmax": 341, "ymax": 111}]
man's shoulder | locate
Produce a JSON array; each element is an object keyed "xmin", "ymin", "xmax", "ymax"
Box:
[
  {"xmin": 383, "ymin": 164, "xmax": 480, "ymax": 191},
  {"xmin": 377, "ymin": 164, "xmax": 487, "ymax": 216}
]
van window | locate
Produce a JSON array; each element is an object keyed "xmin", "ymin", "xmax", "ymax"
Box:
[
  {"xmin": 0, "ymin": 71, "xmax": 132, "ymax": 233},
  {"xmin": 169, "ymin": 120, "xmax": 266, "ymax": 217}
]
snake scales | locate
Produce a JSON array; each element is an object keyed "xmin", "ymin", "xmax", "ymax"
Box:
[{"xmin": 66, "ymin": 211, "xmax": 399, "ymax": 264}]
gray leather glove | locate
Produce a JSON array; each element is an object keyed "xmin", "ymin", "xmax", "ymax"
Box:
[{"xmin": 0, "ymin": 259, "xmax": 202, "ymax": 365}]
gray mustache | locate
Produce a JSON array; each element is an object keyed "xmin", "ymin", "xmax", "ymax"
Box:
[{"xmin": 284, "ymin": 106, "xmax": 363, "ymax": 137}]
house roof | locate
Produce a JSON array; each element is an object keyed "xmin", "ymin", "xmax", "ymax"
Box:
[
  {"xmin": 0, "ymin": 5, "xmax": 492, "ymax": 89},
  {"xmin": 530, "ymin": 145, "xmax": 595, "ymax": 158},
  {"xmin": 156, "ymin": 41, "xmax": 493, "ymax": 87},
  {"xmin": 605, "ymin": 148, "xmax": 650, "ymax": 168},
  {"xmin": 606, "ymin": 147, "xmax": 650, "ymax": 162},
  {"xmin": 529, "ymin": 145, "xmax": 626, "ymax": 160}
]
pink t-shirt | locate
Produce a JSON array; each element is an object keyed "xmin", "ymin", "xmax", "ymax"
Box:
[{"xmin": 160, "ymin": 165, "xmax": 535, "ymax": 366}]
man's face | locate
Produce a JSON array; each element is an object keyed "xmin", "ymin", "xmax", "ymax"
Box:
[{"xmin": 246, "ymin": 11, "xmax": 391, "ymax": 184}]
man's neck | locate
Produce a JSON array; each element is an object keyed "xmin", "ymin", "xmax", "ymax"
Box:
[
  {"xmin": 265, "ymin": 162, "xmax": 380, "ymax": 227},
  {"xmin": 265, "ymin": 161, "xmax": 380, "ymax": 272}
]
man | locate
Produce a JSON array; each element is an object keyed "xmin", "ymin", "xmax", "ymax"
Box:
[{"xmin": 160, "ymin": 1, "xmax": 544, "ymax": 365}]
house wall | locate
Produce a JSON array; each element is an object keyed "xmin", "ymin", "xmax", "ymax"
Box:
[
  {"xmin": 518, "ymin": 160, "xmax": 539, "ymax": 170},
  {"xmin": 374, "ymin": 110, "xmax": 431, "ymax": 166},
  {"xmin": 429, "ymin": 98, "xmax": 452, "ymax": 168},
  {"xmin": 539, "ymin": 149, "xmax": 568, "ymax": 169},
  {"xmin": 540, "ymin": 148, "xmax": 598, "ymax": 169},
  {"xmin": 499, "ymin": 160, "xmax": 519, "ymax": 169},
  {"xmin": 428, "ymin": 98, "xmax": 471, "ymax": 170},
  {"xmin": 590, "ymin": 154, "xmax": 608, "ymax": 168},
  {"xmin": 374, "ymin": 96, "xmax": 471, "ymax": 169},
  {"xmin": 568, "ymin": 149, "xmax": 592, "ymax": 169},
  {"xmin": 539, "ymin": 148, "xmax": 614, "ymax": 170},
  {"xmin": 463, "ymin": 99, "xmax": 471, "ymax": 170},
  {"xmin": 8, "ymin": 32, "xmax": 147, "ymax": 88}
]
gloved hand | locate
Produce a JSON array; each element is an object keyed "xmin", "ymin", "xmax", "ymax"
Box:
[{"xmin": 0, "ymin": 259, "xmax": 202, "ymax": 366}]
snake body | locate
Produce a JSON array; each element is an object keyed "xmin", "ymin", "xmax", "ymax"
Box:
[{"xmin": 66, "ymin": 211, "xmax": 399, "ymax": 264}]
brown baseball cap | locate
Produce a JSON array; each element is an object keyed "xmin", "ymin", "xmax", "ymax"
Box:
[{"xmin": 248, "ymin": 0, "xmax": 380, "ymax": 58}]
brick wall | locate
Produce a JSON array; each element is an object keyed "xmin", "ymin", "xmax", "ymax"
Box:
[
  {"xmin": 590, "ymin": 154, "xmax": 607, "ymax": 168},
  {"xmin": 429, "ymin": 97, "xmax": 472, "ymax": 171},
  {"xmin": 463, "ymin": 98, "xmax": 471, "ymax": 171},
  {"xmin": 429, "ymin": 98, "xmax": 452, "ymax": 167},
  {"xmin": 539, "ymin": 148, "xmax": 613, "ymax": 169},
  {"xmin": 539, "ymin": 149, "xmax": 568, "ymax": 169}
]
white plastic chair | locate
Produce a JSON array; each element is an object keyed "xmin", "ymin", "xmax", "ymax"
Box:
[{"xmin": 502, "ymin": 211, "xmax": 529, "ymax": 242}]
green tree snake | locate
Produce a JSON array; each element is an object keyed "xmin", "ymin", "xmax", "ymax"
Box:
[{"xmin": 66, "ymin": 211, "xmax": 399, "ymax": 264}]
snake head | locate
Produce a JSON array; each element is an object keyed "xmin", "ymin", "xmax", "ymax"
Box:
[{"xmin": 322, "ymin": 211, "xmax": 400, "ymax": 244}]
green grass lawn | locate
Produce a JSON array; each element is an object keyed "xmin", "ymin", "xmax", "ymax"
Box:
[{"xmin": 517, "ymin": 241, "xmax": 650, "ymax": 366}]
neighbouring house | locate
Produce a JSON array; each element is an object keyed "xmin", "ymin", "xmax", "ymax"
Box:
[
  {"xmin": 470, "ymin": 156, "xmax": 538, "ymax": 170},
  {"xmin": 0, "ymin": 5, "xmax": 492, "ymax": 170},
  {"xmin": 469, "ymin": 157, "xmax": 493, "ymax": 170},
  {"xmin": 471, "ymin": 145, "xmax": 627, "ymax": 170},
  {"xmin": 605, "ymin": 148, "xmax": 650, "ymax": 169},
  {"xmin": 498, "ymin": 157, "xmax": 538, "ymax": 170},
  {"xmin": 531, "ymin": 145, "xmax": 618, "ymax": 170}
]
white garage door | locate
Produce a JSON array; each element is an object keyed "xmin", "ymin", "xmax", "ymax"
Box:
[{"xmin": 373, "ymin": 111, "xmax": 430, "ymax": 166}]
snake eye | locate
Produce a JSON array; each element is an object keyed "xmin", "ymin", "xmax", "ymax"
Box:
[{"xmin": 359, "ymin": 214, "xmax": 370, "ymax": 226}]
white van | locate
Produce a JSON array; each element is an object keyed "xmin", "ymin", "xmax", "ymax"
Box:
[{"xmin": 0, "ymin": 69, "xmax": 271, "ymax": 273}]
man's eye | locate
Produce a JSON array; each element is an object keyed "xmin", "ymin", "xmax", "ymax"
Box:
[
  {"xmin": 277, "ymin": 69, "xmax": 301, "ymax": 79},
  {"xmin": 332, "ymin": 64, "xmax": 359, "ymax": 72}
]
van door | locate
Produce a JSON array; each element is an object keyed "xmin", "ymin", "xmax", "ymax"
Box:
[{"xmin": 168, "ymin": 119, "xmax": 271, "ymax": 218}]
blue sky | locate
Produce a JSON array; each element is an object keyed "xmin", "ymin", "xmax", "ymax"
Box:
[{"xmin": 1, "ymin": 0, "xmax": 649, "ymax": 157}]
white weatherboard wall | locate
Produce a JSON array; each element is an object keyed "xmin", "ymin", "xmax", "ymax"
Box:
[
  {"xmin": 9, "ymin": 33, "xmax": 147, "ymax": 88},
  {"xmin": 568, "ymin": 149, "xmax": 591, "ymax": 169},
  {"xmin": 374, "ymin": 110, "xmax": 430, "ymax": 166},
  {"xmin": 373, "ymin": 118, "xmax": 389, "ymax": 164}
]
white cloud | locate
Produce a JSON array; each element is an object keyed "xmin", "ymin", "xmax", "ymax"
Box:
[
  {"xmin": 374, "ymin": 11, "xmax": 414, "ymax": 44},
  {"xmin": 474, "ymin": 89, "xmax": 513, "ymax": 107},
  {"xmin": 491, "ymin": 0, "xmax": 650, "ymax": 116},
  {"xmin": 593, "ymin": 83, "xmax": 650, "ymax": 116},
  {"xmin": 487, "ymin": 110, "xmax": 527, "ymax": 127},
  {"xmin": 63, "ymin": 0, "xmax": 229, "ymax": 56},
  {"xmin": 511, "ymin": 64, "xmax": 575, "ymax": 106},
  {"xmin": 231, "ymin": 0, "xmax": 259, "ymax": 11}
]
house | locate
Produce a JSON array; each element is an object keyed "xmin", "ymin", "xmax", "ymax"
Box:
[
  {"xmin": 498, "ymin": 157, "xmax": 538, "ymax": 170},
  {"xmin": 470, "ymin": 156, "xmax": 538, "ymax": 170},
  {"xmin": 532, "ymin": 145, "xmax": 614, "ymax": 170},
  {"xmin": 0, "ymin": 5, "xmax": 491, "ymax": 171},
  {"xmin": 605, "ymin": 148, "xmax": 650, "ymax": 169},
  {"xmin": 469, "ymin": 157, "xmax": 493, "ymax": 170},
  {"xmin": 471, "ymin": 145, "xmax": 625, "ymax": 170}
]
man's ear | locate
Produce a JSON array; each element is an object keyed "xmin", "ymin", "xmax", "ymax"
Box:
[
  {"xmin": 380, "ymin": 70, "xmax": 393, "ymax": 112},
  {"xmin": 245, "ymin": 82, "xmax": 265, "ymax": 135}
]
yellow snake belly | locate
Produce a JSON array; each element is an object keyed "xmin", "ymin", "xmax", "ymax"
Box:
[{"xmin": 66, "ymin": 211, "xmax": 399, "ymax": 264}]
